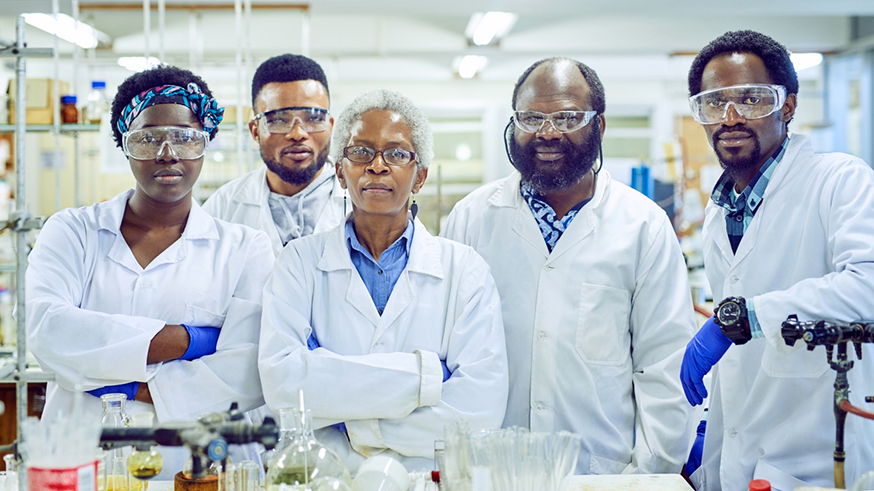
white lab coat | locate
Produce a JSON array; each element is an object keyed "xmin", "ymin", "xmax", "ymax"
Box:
[
  {"xmin": 26, "ymin": 190, "xmax": 274, "ymax": 478},
  {"xmin": 258, "ymin": 217, "xmax": 509, "ymax": 473},
  {"xmin": 696, "ymin": 134, "xmax": 874, "ymax": 491},
  {"xmin": 202, "ymin": 164, "xmax": 346, "ymax": 256},
  {"xmin": 442, "ymin": 170, "xmax": 696, "ymax": 475}
]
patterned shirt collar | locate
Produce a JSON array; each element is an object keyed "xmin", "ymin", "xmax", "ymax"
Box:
[
  {"xmin": 520, "ymin": 181, "xmax": 591, "ymax": 252},
  {"xmin": 711, "ymin": 136, "xmax": 789, "ymax": 213}
]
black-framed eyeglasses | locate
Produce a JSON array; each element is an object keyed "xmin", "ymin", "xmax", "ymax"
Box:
[
  {"xmin": 343, "ymin": 145, "xmax": 417, "ymax": 167},
  {"xmin": 513, "ymin": 110, "xmax": 598, "ymax": 133},
  {"xmin": 254, "ymin": 106, "xmax": 331, "ymax": 134}
]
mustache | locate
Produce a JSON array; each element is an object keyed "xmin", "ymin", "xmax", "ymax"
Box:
[{"xmin": 712, "ymin": 125, "xmax": 755, "ymax": 140}]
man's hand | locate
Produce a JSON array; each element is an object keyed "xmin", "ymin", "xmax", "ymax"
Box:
[
  {"xmin": 680, "ymin": 316, "xmax": 732, "ymax": 405},
  {"xmin": 86, "ymin": 381, "xmax": 139, "ymax": 401},
  {"xmin": 179, "ymin": 325, "xmax": 221, "ymax": 361}
]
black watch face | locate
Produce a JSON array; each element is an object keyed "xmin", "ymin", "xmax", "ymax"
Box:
[{"xmin": 718, "ymin": 301, "xmax": 741, "ymax": 326}]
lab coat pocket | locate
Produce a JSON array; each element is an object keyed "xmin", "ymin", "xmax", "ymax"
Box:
[
  {"xmin": 183, "ymin": 303, "xmax": 227, "ymax": 328},
  {"xmin": 589, "ymin": 454, "xmax": 628, "ymax": 475},
  {"xmin": 761, "ymin": 343, "xmax": 829, "ymax": 379},
  {"xmin": 752, "ymin": 459, "xmax": 811, "ymax": 491},
  {"xmin": 575, "ymin": 283, "xmax": 631, "ymax": 365}
]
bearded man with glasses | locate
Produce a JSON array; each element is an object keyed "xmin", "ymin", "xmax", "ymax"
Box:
[
  {"xmin": 442, "ymin": 57, "xmax": 696, "ymax": 475},
  {"xmin": 204, "ymin": 54, "xmax": 346, "ymax": 256},
  {"xmin": 680, "ymin": 30, "xmax": 874, "ymax": 491}
]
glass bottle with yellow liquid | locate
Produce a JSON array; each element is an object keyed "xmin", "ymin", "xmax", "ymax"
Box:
[
  {"xmin": 99, "ymin": 394, "xmax": 132, "ymax": 491},
  {"xmin": 264, "ymin": 407, "xmax": 351, "ymax": 490}
]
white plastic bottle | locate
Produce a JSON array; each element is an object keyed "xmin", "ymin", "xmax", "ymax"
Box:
[{"xmin": 85, "ymin": 80, "xmax": 110, "ymax": 124}]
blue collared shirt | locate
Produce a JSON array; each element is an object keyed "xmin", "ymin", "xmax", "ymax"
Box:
[
  {"xmin": 345, "ymin": 219, "xmax": 414, "ymax": 315},
  {"xmin": 520, "ymin": 182, "xmax": 591, "ymax": 252},
  {"xmin": 709, "ymin": 136, "xmax": 790, "ymax": 339}
]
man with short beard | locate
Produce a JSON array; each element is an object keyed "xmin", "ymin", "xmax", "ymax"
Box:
[
  {"xmin": 442, "ymin": 57, "xmax": 695, "ymax": 474},
  {"xmin": 204, "ymin": 54, "xmax": 345, "ymax": 256},
  {"xmin": 681, "ymin": 31, "xmax": 874, "ymax": 491}
]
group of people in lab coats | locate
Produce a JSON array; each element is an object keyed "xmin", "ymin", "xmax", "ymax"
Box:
[{"xmin": 24, "ymin": 28, "xmax": 874, "ymax": 491}]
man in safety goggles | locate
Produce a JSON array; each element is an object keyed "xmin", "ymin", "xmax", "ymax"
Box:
[
  {"xmin": 680, "ymin": 30, "xmax": 874, "ymax": 491},
  {"xmin": 203, "ymin": 54, "xmax": 346, "ymax": 256},
  {"xmin": 442, "ymin": 57, "xmax": 696, "ymax": 475}
]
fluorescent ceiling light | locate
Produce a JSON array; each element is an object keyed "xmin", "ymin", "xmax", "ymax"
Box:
[
  {"xmin": 23, "ymin": 13, "xmax": 109, "ymax": 49},
  {"xmin": 118, "ymin": 56, "xmax": 161, "ymax": 72},
  {"xmin": 456, "ymin": 55, "xmax": 488, "ymax": 79},
  {"xmin": 465, "ymin": 12, "xmax": 517, "ymax": 46},
  {"xmin": 790, "ymin": 52, "xmax": 824, "ymax": 72}
]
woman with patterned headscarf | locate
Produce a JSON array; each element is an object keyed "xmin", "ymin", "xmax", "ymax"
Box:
[{"xmin": 26, "ymin": 65, "xmax": 274, "ymax": 477}]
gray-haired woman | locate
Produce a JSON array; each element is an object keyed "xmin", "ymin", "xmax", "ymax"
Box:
[{"xmin": 259, "ymin": 89, "xmax": 509, "ymax": 472}]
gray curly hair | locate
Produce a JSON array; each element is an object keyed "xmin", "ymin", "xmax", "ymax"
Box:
[{"xmin": 331, "ymin": 89, "xmax": 433, "ymax": 169}]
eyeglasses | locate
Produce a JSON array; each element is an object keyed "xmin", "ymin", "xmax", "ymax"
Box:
[
  {"xmin": 513, "ymin": 110, "xmax": 598, "ymax": 134},
  {"xmin": 254, "ymin": 106, "xmax": 331, "ymax": 134},
  {"xmin": 689, "ymin": 84, "xmax": 787, "ymax": 124},
  {"xmin": 343, "ymin": 145, "xmax": 417, "ymax": 167},
  {"xmin": 122, "ymin": 126, "xmax": 210, "ymax": 160}
]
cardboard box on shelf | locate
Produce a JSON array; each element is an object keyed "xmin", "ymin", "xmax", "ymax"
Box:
[
  {"xmin": 7, "ymin": 78, "xmax": 71, "ymax": 125},
  {"xmin": 221, "ymin": 105, "xmax": 254, "ymax": 125}
]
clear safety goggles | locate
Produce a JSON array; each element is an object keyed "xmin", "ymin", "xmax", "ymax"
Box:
[
  {"xmin": 689, "ymin": 84, "xmax": 787, "ymax": 124},
  {"xmin": 122, "ymin": 126, "xmax": 210, "ymax": 160},
  {"xmin": 343, "ymin": 145, "xmax": 417, "ymax": 167},
  {"xmin": 513, "ymin": 110, "xmax": 597, "ymax": 133},
  {"xmin": 254, "ymin": 106, "xmax": 331, "ymax": 134}
]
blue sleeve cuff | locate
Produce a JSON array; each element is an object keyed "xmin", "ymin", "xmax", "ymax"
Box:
[{"xmin": 748, "ymin": 303, "xmax": 764, "ymax": 339}]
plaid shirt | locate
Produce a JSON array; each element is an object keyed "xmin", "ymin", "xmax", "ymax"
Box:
[
  {"xmin": 520, "ymin": 182, "xmax": 591, "ymax": 252},
  {"xmin": 709, "ymin": 135, "xmax": 790, "ymax": 338}
]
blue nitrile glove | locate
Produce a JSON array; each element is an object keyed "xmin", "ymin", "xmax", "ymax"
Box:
[
  {"xmin": 680, "ymin": 316, "xmax": 732, "ymax": 406},
  {"xmin": 684, "ymin": 418, "xmax": 707, "ymax": 476},
  {"xmin": 307, "ymin": 331, "xmax": 319, "ymax": 350},
  {"xmin": 441, "ymin": 360, "xmax": 451, "ymax": 382},
  {"xmin": 332, "ymin": 422, "xmax": 347, "ymax": 434},
  {"xmin": 180, "ymin": 324, "xmax": 221, "ymax": 361},
  {"xmin": 87, "ymin": 381, "xmax": 139, "ymax": 401}
]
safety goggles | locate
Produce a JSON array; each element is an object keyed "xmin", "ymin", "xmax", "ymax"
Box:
[
  {"xmin": 254, "ymin": 106, "xmax": 331, "ymax": 134},
  {"xmin": 513, "ymin": 110, "xmax": 597, "ymax": 134},
  {"xmin": 343, "ymin": 145, "xmax": 417, "ymax": 167},
  {"xmin": 122, "ymin": 126, "xmax": 210, "ymax": 160},
  {"xmin": 689, "ymin": 84, "xmax": 787, "ymax": 124}
]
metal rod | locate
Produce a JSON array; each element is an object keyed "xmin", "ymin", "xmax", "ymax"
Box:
[
  {"xmin": 14, "ymin": 16, "xmax": 29, "ymax": 491},
  {"xmin": 53, "ymin": 0, "xmax": 62, "ymax": 213},
  {"xmin": 235, "ymin": 0, "xmax": 243, "ymax": 180},
  {"xmin": 80, "ymin": 2, "xmax": 308, "ymax": 10},
  {"xmin": 143, "ymin": 0, "xmax": 151, "ymax": 62},
  {"xmin": 158, "ymin": 0, "xmax": 165, "ymax": 63},
  {"xmin": 244, "ymin": 0, "xmax": 254, "ymax": 172}
]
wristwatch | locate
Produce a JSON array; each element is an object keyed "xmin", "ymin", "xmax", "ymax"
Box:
[{"xmin": 714, "ymin": 296, "xmax": 752, "ymax": 345}]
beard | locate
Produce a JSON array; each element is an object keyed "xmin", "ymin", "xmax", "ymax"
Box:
[
  {"xmin": 262, "ymin": 143, "xmax": 330, "ymax": 186},
  {"xmin": 509, "ymin": 123, "xmax": 601, "ymax": 194},
  {"xmin": 711, "ymin": 125, "xmax": 762, "ymax": 182}
]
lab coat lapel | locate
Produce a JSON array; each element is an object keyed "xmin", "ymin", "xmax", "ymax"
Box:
[
  {"xmin": 703, "ymin": 200, "xmax": 735, "ymax": 263},
  {"xmin": 375, "ymin": 219, "xmax": 443, "ymax": 340},
  {"xmin": 496, "ymin": 173, "xmax": 549, "ymax": 259},
  {"xmin": 547, "ymin": 169, "xmax": 608, "ymax": 262},
  {"xmin": 103, "ymin": 191, "xmax": 143, "ymax": 273},
  {"xmin": 318, "ymin": 222, "xmax": 381, "ymax": 327}
]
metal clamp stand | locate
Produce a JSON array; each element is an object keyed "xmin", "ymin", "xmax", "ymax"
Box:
[
  {"xmin": 0, "ymin": 16, "xmax": 54, "ymax": 491},
  {"xmin": 782, "ymin": 315, "xmax": 874, "ymax": 489}
]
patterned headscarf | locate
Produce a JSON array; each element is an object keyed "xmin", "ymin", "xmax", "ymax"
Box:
[{"xmin": 116, "ymin": 82, "xmax": 224, "ymax": 138}]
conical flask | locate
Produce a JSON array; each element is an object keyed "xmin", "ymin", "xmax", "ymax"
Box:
[
  {"xmin": 100, "ymin": 394, "xmax": 131, "ymax": 491},
  {"xmin": 264, "ymin": 406, "xmax": 350, "ymax": 489}
]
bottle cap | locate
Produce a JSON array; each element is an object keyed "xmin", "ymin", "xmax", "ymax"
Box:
[
  {"xmin": 61, "ymin": 95, "xmax": 77, "ymax": 104},
  {"xmin": 91, "ymin": 81, "xmax": 106, "ymax": 89},
  {"xmin": 431, "ymin": 471, "xmax": 440, "ymax": 483},
  {"xmin": 749, "ymin": 479, "xmax": 771, "ymax": 491}
]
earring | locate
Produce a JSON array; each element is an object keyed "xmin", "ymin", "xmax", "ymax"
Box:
[
  {"xmin": 410, "ymin": 195, "xmax": 418, "ymax": 220},
  {"xmin": 344, "ymin": 194, "xmax": 347, "ymax": 216}
]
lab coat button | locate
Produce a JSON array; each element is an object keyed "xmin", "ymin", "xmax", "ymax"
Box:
[
  {"xmin": 373, "ymin": 342, "xmax": 383, "ymax": 349},
  {"xmin": 544, "ymin": 264, "xmax": 554, "ymax": 270},
  {"xmin": 728, "ymin": 428, "xmax": 737, "ymax": 437},
  {"xmin": 535, "ymin": 404, "xmax": 545, "ymax": 412},
  {"xmin": 729, "ymin": 275, "xmax": 739, "ymax": 284},
  {"xmin": 538, "ymin": 331, "xmax": 548, "ymax": 340}
]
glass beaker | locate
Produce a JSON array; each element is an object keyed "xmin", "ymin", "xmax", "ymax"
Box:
[
  {"xmin": 3, "ymin": 454, "xmax": 17, "ymax": 491},
  {"xmin": 100, "ymin": 394, "xmax": 131, "ymax": 491},
  {"xmin": 264, "ymin": 408, "xmax": 351, "ymax": 490}
]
